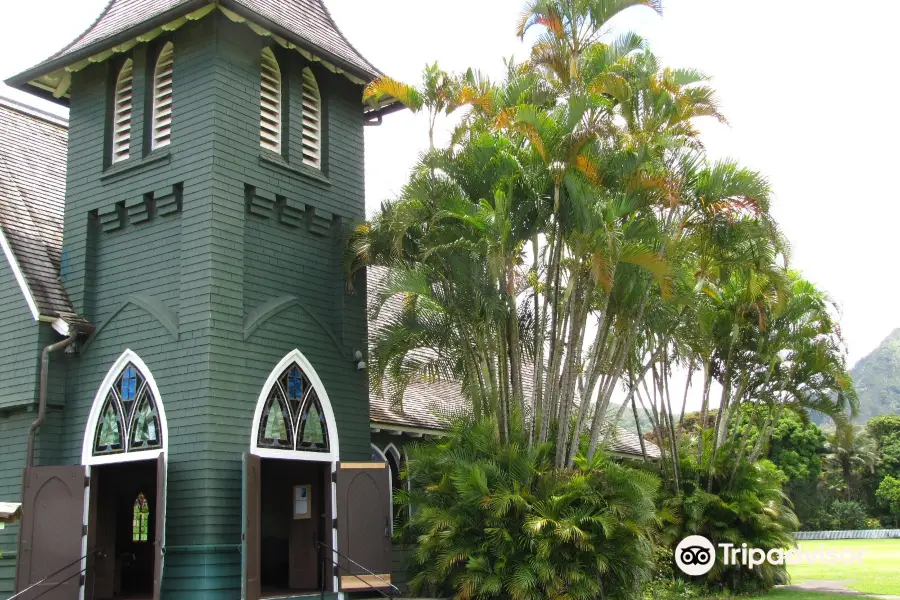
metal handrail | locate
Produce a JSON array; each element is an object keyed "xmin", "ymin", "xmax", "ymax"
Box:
[
  {"xmin": 314, "ymin": 540, "xmax": 400, "ymax": 599},
  {"xmin": 9, "ymin": 548, "xmax": 103, "ymax": 600}
]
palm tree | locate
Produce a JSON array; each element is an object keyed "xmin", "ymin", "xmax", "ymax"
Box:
[
  {"xmin": 363, "ymin": 62, "xmax": 462, "ymax": 150},
  {"xmin": 824, "ymin": 424, "xmax": 877, "ymax": 501},
  {"xmin": 517, "ymin": 0, "xmax": 662, "ymax": 94},
  {"xmin": 350, "ymin": 0, "xmax": 859, "ymax": 484}
]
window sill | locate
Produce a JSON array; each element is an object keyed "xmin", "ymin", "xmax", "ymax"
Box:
[
  {"xmin": 259, "ymin": 151, "xmax": 330, "ymax": 186},
  {"xmin": 101, "ymin": 149, "xmax": 171, "ymax": 181}
]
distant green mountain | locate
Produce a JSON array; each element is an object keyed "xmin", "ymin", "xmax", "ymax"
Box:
[{"xmin": 851, "ymin": 328, "xmax": 900, "ymax": 422}]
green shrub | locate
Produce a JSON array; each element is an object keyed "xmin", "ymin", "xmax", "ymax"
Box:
[
  {"xmin": 662, "ymin": 454, "xmax": 798, "ymax": 593},
  {"xmin": 399, "ymin": 418, "xmax": 660, "ymax": 600},
  {"xmin": 865, "ymin": 517, "xmax": 883, "ymax": 529},
  {"xmin": 829, "ymin": 500, "xmax": 868, "ymax": 529}
]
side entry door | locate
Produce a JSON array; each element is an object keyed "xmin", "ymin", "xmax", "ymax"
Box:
[
  {"xmin": 241, "ymin": 454, "xmax": 261, "ymax": 600},
  {"xmin": 335, "ymin": 462, "xmax": 392, "ymax": 591},
  {"xmin": 15, "ymin": 466, "xmax": 88, "ymax": 600},
  {"xmin": 153, "ymin": 453, "xmax": 166, "ymax": 600}
]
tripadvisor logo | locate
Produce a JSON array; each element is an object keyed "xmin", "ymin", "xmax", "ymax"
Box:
[
  {"xmin": 675, "ymin": 535, "xmax": 867, "ymax": 576},
  {"xmin": 675, "ymin": 535, "xmax": 716, "ymax": 576}
]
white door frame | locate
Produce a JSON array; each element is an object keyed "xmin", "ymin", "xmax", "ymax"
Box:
[
  {"xmin": 249, "ymin": 349, "xmax": 341, "ymax": 595},
  {"xmin": 80, "ymin": 349, "xmax": 169, "ymax": 600}
]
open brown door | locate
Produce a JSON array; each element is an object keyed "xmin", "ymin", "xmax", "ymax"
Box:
[
  {"xmin": 336, "ymin": 462, "xmax": 392, "ymax": 591},
  {"xmin": 153, "ymin": 453, "xmax": 166, "ymax": 600},
  {"xmin": 84, "ymin": 470, "xmax": 100, "ymax": 600},
  {"xmin": 15, "ymin": 466, "xmax": 88, "ymax": 600},
  {"xmin": 242, "ymin": 454, "xmax": 261, "ymax": 600}
]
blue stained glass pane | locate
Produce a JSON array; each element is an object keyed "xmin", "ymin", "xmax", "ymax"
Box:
[
  {"xmin": 121, "ymin": 366, "xmax": 137, "ymax": 400},
  {"xmin": 287, "ymin": 367, "xmax": 303, "ymax": 399}
]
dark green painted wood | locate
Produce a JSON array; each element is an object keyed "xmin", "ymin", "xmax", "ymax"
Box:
[
  {"xmin": 0, "ymin": 260, "xmax": 40, "ymax": 410},
  {"xmin": 0, "ymin": 13, "xmax": 372, "ymax": 600}
]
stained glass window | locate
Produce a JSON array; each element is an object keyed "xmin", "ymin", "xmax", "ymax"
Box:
[
  {"xmin": 259, "ymin": 394, "xmax": 292, "ymax": 448},
  {"xmin": 297, "ymin": 400, "xmax": 327, "ymax": 450},
  {"xmin": 93, "ymin": 362, "xmax": 163, "ymax": 456},
  {"xmin": 287, "ymin": 367, "xmax": 303, "ymax": 399},
  {"xmin": 95, "ymin": 399, "xmax": 123, "ymax": 454},
  {"xmin": 132, "ymin": 493, "xmax": 149, "ymax": 542},
  {"xmin": 257, "ymin": 362, "xmax": 329, "ymax": 453}
]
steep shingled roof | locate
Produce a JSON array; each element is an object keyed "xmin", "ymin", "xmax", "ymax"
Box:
[
  {"xmin": 0, "ymin": 98, "xmax": 82, "ymax": 322},
  {"xmin": 366, "ymin": 266, "xmax": 661, "ymax": 459},
  {"xmin": 7, "ymin": 0, "xmax": 382, "ymax": 92}
]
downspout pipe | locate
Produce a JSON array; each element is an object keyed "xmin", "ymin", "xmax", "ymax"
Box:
[{"xmin": 25, "ymin": 329, "xmax": 79, "ymax": 469}]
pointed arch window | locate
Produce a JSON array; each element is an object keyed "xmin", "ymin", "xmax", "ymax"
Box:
[
  {"xmin": 132, "ymin": 493, "xmax": 150, "ymax": 542},
  {"xmin": 111, "ymin": 59, "xmax": 134, "ymax": 163},
  {"xmin": 300, "ymin": 68, "xmax": 321, "ymax": 168},
  {"xmin": 151, "ymin": 42, "xmax": 175, "ymax": 150},
  {"xmin": 92, "ymin": 363, "xmax": 162, "ymax": 456},
  {"xmin": 257, "ymin": 362, "xmax": 329, "ymax": 452},
  {"xmin": 260, "ymin": 48, "xmax": 282, "ymax": 153}
]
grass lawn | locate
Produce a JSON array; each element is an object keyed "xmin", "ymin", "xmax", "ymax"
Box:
[{"xmin": 786, "ymin": 538, "xmax": 900, "ymax": 596}]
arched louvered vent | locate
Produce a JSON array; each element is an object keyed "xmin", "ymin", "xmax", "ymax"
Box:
[
  {"xmin": 112, "ymin": 59, "xmax": 134, "ymax": 163},
  {"xmin": 151, "ymin": 42, "xmax": 174, "ymax": 150},
  {"xmin": 301, "ymin": 68, "xmax": 321, "ymax": 168},
  {"xmin": 260, "ymin": 48, "xmax": 282, "ymax": 153}
]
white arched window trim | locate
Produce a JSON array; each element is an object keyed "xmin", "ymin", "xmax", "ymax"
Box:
[
  {"xmin": 383, "ymin": 443, "xmax": 401, "ymax": 467},
  {"xmin": 300, "ymin": 67, "xmax": 321, "ymax": 169},
  {"xmin": 371, "ymin": 443, "xmax": 388, "ymax": 465},
  {"xmin": 259, "ymin": 47, "xmax": 282, "ymax": 153},
  {"xmin": 371, "ymin": 444, "xmax": 394, "ymax": 535},
  {"xmin": 151, "ymin": 42, "xmax": 175, "ymax": 150},
  {"xmin": 250, "ymin": 349, "xmax": 340, "ymax": 462},
  {"xmin": 82, "ymin": 349, "xmax": 169, "ymax": 465},
  {"xmin": 111, "ymin": 59, "xmax": 134, "ymax": 164}
]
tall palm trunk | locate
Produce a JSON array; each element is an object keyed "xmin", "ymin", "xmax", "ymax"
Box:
[
  {"xmin": 696, "ymin": 360, "xmax": 712, "ymax": 472},
  {"xmin": 544, "ymin": 183, "xmax": 565, "ymax": 422},
  {"xmin": 661, "ymin": 357, "xmax": 681, "ymax": 491},
  {"xmin": 586, "ymin": 283, "xmax": 651, "ymax": 458},
  {"xmin": 555, "ymin": 277, "xmax": 590, "ymax": 467},
  {"xmin": 677, "ymin": 360, "xmax": 694, "ymax": 436},
  {"xmin": 506, "ymin": 262, "xmax": 525, "ymax": 424},
  {"xmin": 748, "ymin": 400, "xmax": 783, "ymax": 464},
  {"xmin": 631, "ymin": 391, "xmax": 649, "ymax": 463},
  {"xmin": 531, "ymin": 234, "xmax": 544, "ymax": 445}
]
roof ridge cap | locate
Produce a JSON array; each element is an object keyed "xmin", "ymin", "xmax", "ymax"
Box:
[{"xmin": 0, "ymin": 96, "xmax": 68, "ymax": 128}]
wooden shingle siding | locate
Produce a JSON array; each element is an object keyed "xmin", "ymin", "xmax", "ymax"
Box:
[
  {"xmin": 0, "ymin": 261, "xmax": 40, "ymax": 409},
  {"xmin": 0, "ymin": 14, "xmax": 370, "ymax": 599},
  {"xmin": 0, "ymin": 411, "xmax": 35, "ymax": 595},
  {"xmin": 0, "ymin": 12, "xmax": 370, "ymax": 598},
  {"xmin": 0, "ymin": 269, "xmax": 70, "ymax": 590}
]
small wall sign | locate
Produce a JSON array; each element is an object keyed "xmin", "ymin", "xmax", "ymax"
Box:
[{"xmin": 293, "ymin": 484, "xmax": 311, "ymax": 519}]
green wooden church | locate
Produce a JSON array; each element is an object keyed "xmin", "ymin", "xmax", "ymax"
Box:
[
  {"xmin": 0, "ymin": 1, "xmax": 407, "ymax": 599},
  {"xmin": 0, "ymin": 3, "xmax": 655, "ymax": 600}
]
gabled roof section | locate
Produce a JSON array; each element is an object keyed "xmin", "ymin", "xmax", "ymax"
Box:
[
  {"xmin": 0, "ymin": 97, "xmax": 86, "ymax": 327},
  {"xmin": 6, "ymin": 0, "xmax": 383, "ymax": 99}
]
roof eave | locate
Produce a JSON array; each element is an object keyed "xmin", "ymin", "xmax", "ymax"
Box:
[
  {"xmin": 364, "ymin": 99, "xmax": 407, "ymax": 121},
  {"xmin": 6, "ymin": 0, "xmax": 380, "ymax": 101},
  {"xmin": 370, "ymin": 421, "xmax": 445, "ymax": 437},
  {"xmin": 4, "ymin": 0, "xmax": 210, "ymax": 94},
  {"xmin": 217, "ymin": 0, "xmax": 380, "ymax": 83}
]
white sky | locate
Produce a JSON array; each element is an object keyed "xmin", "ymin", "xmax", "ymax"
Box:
[{"xmin": 2, "ymin": 0, "xmax": 898, "ymax": 378}]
